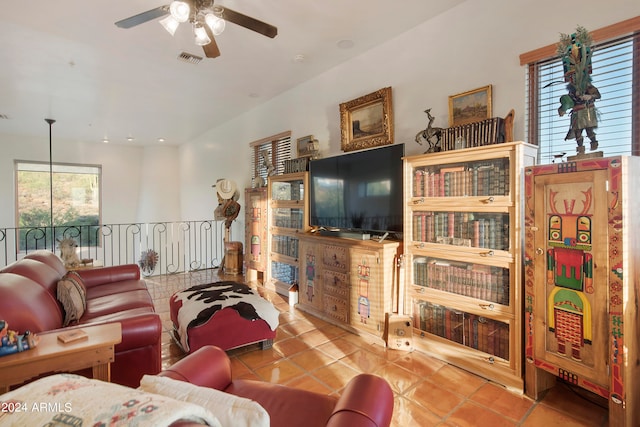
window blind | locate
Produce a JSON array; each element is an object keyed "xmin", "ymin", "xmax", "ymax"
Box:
[{"xmin": 249, "ymin": 131, "xmax": 292, "ymax": 185}]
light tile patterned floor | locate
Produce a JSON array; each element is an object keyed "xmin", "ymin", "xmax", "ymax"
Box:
[{"xmin": 146, "ymin": 270, "xmax": 609, "ymax": 427}]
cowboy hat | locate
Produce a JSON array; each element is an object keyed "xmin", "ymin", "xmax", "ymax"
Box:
[{"xmin": 215, "ymin": 179, "xmax": 237, "ymax": 200}]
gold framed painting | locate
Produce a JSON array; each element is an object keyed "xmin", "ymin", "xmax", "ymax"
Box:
[
  {"xmin": 448, "ymin": 85, "xmax": 492, "ymax": 127},
  {"xmin": 296, "ymin": 135, "xmax": 319, "ymax": 158},
  {"xmin": 340, "ymin": 86, "xmax": 393, "ymax": 152}
]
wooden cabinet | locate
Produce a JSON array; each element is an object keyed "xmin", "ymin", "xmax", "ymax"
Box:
[
  {"xmin": 266, "ymin": 172, "xmax": 309, "ymax": 295},
  {"xmin": 524, "ymin": 157, "xmax": 640, "ymax": 426},
  {"xmin": 349, "ymin": 246, "xmax": 398, "ymax": 337},
  {"xmin": 298, "ymin": 234, "xmax": 400, "ymax": 342},
  {"xmin": 244, "ymin": 187, "xmax": 268, "ymax": 282},
  {"xmin": 403, "ymin": 141, "xmax": 537, "ymax": 391}
]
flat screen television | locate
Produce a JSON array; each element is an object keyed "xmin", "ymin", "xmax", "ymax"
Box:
[{"xmin": 309, "ymin": 143, "xmax": 404, "ymax": 235}]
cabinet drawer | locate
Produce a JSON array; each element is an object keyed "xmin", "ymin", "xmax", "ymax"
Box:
[
  {"xmin": 322, "ymin": 245, "xmax": 348, "ymax": 271},
  {"xmin": 323, "ymin": 294, "xmax": 348, "ymax": 323},
  {"xmin": 323, "ymin": 270, "xmax": 349, "ymax": 298}
]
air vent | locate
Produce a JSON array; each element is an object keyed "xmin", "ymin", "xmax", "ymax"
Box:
[{"xmin": 177, "ymin": 52, "xmax": 203, "ymax": 64}]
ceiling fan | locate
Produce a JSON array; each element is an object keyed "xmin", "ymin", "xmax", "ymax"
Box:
[{"xmin": 115, "ymin": 0, "xmax": 277, "ymax": 59}]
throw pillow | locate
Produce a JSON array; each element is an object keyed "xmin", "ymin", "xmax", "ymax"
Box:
[
  {"xmin": 65, "ymin": 270, "xmax": 87, "ymax": 301},
  {"xmin": 57, "ymin": 271, "xmax": 87, "ymax": 326},
  {"xmin": 139, "ymin": 375, "xmax": 270, "ymax": 427}
]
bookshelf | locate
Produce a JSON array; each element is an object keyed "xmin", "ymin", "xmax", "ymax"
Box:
[
  {"xmin": 266, "ymin": 172, "xmax": 309, "ymax": 295},
  {"xmin": 403, "ymin": 141, "xmax": 537, "ymax": 391},
  {"xmin": 524, "ymin": 157, "xmax": 640, "ymax": 426}
]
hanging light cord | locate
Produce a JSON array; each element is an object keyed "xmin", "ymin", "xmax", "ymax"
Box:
[{"xmin": 45, "ymin": 118, "xmax": 56, "ymax": 242}]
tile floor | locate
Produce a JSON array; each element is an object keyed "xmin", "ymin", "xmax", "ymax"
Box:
[{"xmin": 146, "ymin": 270, "xmax": 609, "ymax": 427}]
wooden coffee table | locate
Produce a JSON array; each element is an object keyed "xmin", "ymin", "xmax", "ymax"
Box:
[{"xmin": 0, "ymin": 322, "xmax": 121, "ymax": 394}]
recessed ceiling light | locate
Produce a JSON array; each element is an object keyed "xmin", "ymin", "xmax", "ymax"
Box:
[
  {"xmin": 337, "ymin": 39, "xmax": 354, "ymax": 49},
  {"xmin": 249, "ymin": 93, "xmax": 260, "ymax": 98},
  {"xmin": 127, "ymin": 137, "xmax": 134, "ymax": 142},
  {"xmin": 102, "ymin": 138, "xmax": 109, "ymax": 144},
  {"xmin": 157, "ymin": 137, "xmax": 166, "ymax": 143},
  {"xmin": 293, "ymin": 54, "xmax": 306, "ymax": 63}
]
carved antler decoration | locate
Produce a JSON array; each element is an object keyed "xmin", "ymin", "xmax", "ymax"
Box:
[{"xmin": 548, "ymin": 188, "xmax": 592, "ymax": 215}]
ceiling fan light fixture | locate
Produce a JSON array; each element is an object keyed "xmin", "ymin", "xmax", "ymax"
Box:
[
  {"xmin": 169, "ymin": 1, "xmax": 190, "ymax": 23},
  {"xmin": 159, "ymin": 15, "xmax": 180, "ymax": 36},
  {"xmin": 194, "ymin": 25, "xmax": 211, "ymax": 46},
  {"xmin": 115, "ymin": 3, "xmax": 277, "ymax": 59},
  {"xmin": 204, "ymin": 13, "xmax": 225, "ymax": 36}
]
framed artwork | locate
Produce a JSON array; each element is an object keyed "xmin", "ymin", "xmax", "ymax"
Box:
[
  {"xmin": 296, "ymin": 135, "xmax": 319, "ymax": 158},
  {"xmin": 448, "ymin": 85, "xmax": 492, "ymax": 127},
  {"xmin": 340, "ymin": 86, "xmax": 393, "ymax": 152}
]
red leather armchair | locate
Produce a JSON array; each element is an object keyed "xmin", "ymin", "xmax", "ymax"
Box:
[{"xmin": 160, "ymin": 345, "xmax": 394, "ymax": 427}]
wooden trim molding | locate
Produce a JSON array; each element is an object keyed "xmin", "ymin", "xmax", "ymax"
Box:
[
  {"xmin": 249, "ymin": 131, "xmax": 291, "ymax": 147},
  {"xmin": 520, "ymin": 16, "xmax": 640, "ymax": 65}
]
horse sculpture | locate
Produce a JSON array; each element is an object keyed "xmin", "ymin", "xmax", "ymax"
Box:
[{"xmin": 415, "ymin": 109, "xmax": 444, "ymax": 153}]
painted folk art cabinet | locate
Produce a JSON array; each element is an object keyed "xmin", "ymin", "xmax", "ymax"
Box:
[
  {"xmin": 524, "ymin": 157, "xmax": 639, "ymax": 426},
  {"xmin": 297, "ymin": 233, "xmax": 400, "ymax": 343},
  {"xmin": 244, "ymin": 187, "xmax": 268, "ymax": 282}
]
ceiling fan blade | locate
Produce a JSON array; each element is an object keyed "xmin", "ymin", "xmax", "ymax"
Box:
[
  {"xmin": 221, "ymin": 7, "xmax": 278, "ymax": 38},
  {"xmin": 115, "ymin": 6, "xmax": 169, "ymax": 29},
  {"xmin": 202, "ymin": 26, "xmax": 221, "ymax": 58}
]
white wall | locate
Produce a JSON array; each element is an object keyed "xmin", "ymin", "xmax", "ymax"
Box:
[
  {"xmin": 178, "ymin": 0, "xmax": 640, "ymax": 237},
  {"xmin": 1, "ymin": 0, "xmax": 638, "ymax": 234},
  {"xmin": 136, "ymin": 145, "xmax": 181, "ymax": 223}
]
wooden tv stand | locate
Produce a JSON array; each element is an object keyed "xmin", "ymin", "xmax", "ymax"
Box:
[{"xmin": 297, "ymin": 233, "xmax": 401, "ymax": 343}]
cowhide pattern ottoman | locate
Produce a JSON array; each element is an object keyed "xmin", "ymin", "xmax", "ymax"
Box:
[{"xmin": 170, "ymin": 281, "xmax": 280, "ymax": 353}]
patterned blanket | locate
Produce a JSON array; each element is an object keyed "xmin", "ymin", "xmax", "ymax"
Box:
[
  {"xmin": 0, "ymin": 373, "xmax": 221, "ymax": 427},
  {"xmin": 173, "ymin": 281, "xmax": 280, "ymax": 352}
]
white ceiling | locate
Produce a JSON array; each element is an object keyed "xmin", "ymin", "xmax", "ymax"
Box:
[{"xmin": 0, "ymin": 0, "xmax": 464, "ymax": 146}]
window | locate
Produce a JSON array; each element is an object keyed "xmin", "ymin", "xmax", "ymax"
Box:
[
  {"xmin": 522, "ymin": 18, "xmax": 640, "ymax": 164},
  {"xmin": 250, "ymin": 131, "xmax": 292, "ymax": 184},
  {"xmin": 15, "ymin": 161, "xmax": 101, "ymax": 249}
]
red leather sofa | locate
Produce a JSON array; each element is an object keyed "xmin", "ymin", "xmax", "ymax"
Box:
[
  {"xmin": 161, "ymin": 345, "xmax": 395, "ymax": 427},
  {"xmin": 0, "ymin": 250, "xmax": 162, "ymax": 387}
]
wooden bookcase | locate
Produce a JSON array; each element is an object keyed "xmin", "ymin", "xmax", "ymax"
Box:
[
  {"xmin": 297, "ymin": 233, "xmax": 400, "ymax": 343},
  {"xmin": 524, "ymin": 157, "xmax": 640, "ymax": 426},
  {"xmin": 266, "ymin": 172, "xmax": 309, "ymax": 295},
  {"xmin": 403, "ymin": 141, "xmax": 537, "ymax": 391}
]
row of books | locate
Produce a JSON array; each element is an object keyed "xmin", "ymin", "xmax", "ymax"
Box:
[
  {"xmin": 272, "ymin": 235, "xmax": 299, "ymax": 258},
  {"xmin": 413, "ymin": 301, "xmax": 510, "ymax": 360},
  {"xmin": 273, "ymin": 210, "xmax": 304, "ymax": 229},
  {"xmin": 413, "ymin": 259, "xmax": 509, "ymax": 305},
  {"xmin": 413, "ymin": 160, "xmax": 509, "ymax": 198},
  {"xmin": 271, "ymin": 261, "xmax": 298, "ymax": 284},
  {"xmin": 412, "ymin": 212, "xmax": 510, "ymax": 250},
  {"xmin": 282, "ymin": 157, "xmax": 310, "ymax": 174},
  {"xmin": 440, "ymin": 116, "xmax": 506, "ymax": 152}
]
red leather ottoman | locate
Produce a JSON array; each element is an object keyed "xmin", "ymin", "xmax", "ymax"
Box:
[{"xmin": 170, "ymin": 281, "xmax": 279, "ymax": 353}]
